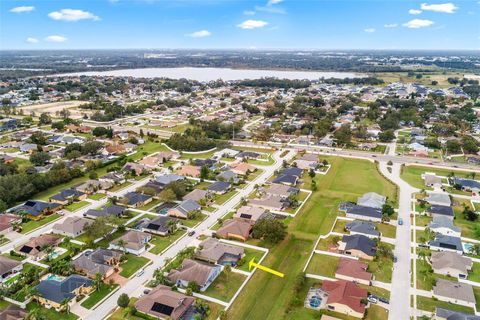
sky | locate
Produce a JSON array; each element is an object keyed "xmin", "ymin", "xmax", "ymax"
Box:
[{"xmin": 1, "ymin": 0, "xmax": 479, "ymax": 50}]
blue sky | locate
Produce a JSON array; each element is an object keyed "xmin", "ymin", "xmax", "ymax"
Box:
[{"xmin": 1, "ymin": 0, "xmax": 479, "ymax": 50}]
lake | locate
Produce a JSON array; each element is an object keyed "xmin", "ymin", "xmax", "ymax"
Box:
[{"xmin": 57, "ymin": 67, "xmax": 363, "ymax": 81}]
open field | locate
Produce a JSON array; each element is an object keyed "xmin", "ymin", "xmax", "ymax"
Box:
[
  {"xmin": 400, "ymin": 165, "xmax": 471, "ymax": 190},
  {"xmin": 18, "ymin": 100, "xmax": 90, "ymax": 119},
  {"xmin": 227, "ymin": 156, "xmax": 397, "ymax": 320}
]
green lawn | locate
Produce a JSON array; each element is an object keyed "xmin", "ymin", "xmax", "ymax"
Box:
[
  {"xmin": 376, "ymin": 223, "xmax": 397, "ymax": 238},
  {"xmin": 119, "ymin": 254, "xmax": 150, "ymax": 278},
  {"xmin": 228, "ymin": 156, "xmax": 397, "ymax": 320},
  {"xmin": 467, "ymin": 262, "xmax": 480, "ymax": 283},
  {"xmin": 1, "ymin": 253, "xmax": 25, "ymax": 261},
  {"xmin": 178, "ymin": 149, "xmax": 218, "ymax": 160},
  {"xmin": 306, "ymin": 254, "xmax": 339, "ymax": 277},
  {"xmin": 88, "ymin": 193, "xmax": 106, "ymax": 200},
  {"xmin": 26, "ymin": 302, "xmax": 78, "ymax": 320},
  {"xmin": 65, "ymin": 200, "xmax": 90, "ymax": 212},
  {"xmin": 236, "ymin": 248, "xmax": 267, "ymax": 272},
  {"xmin": 415, "ymin": 215, "xmax": 432, "ymax": 227},
  {"xmin": 416, "ymin": 259, "xmax": 455, "ymax": 291},
  {"xmin": 149, "ymin": 230, "xmax": 187, "ymax": 255},
  {"xmin": 214, "ymin": 190, "xmax": 238, "ymax": 205},
  {"xmin": 21, "ymin": 214, "xmax": 61, "ymax": 234},
  {"xmin": 452, "ymin": 199, "xmax": 478, "ymax": 239},
  {"xmin": 181, "ymin": 213, "xmax": 207, "ymax": 228},
  {"xmin": 81, "ymin": 283, "xmax": 118, "ymax": 309},
  {"xmin": 204, "ymin": 271, "xmax": 247, "ymax": 302},
  {"xmin": 367, "ymin": 256, "xmax": 393, "ymax": 283},
  {"xmin": 417, "ymin": 296, "xmax": 474, "ymax": 314},
  {"xmin": 400, "ymin": 165, "xmax": 471, "ymax": 190},
  {"xmin": 138, "ymin": 199, "xmax": 162, "ymax": 211},
  {"xmin": 109, "ymin": 182, "xmax": 133, "ymax": 192},
  {"xmin": 246, "ymin": 169, "xmax": 263, "ymax": 181}
]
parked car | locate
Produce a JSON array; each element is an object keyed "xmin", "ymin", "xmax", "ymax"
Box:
[
  {"xmin": 188, "ymin": 230, "xmax": 195, "ymax": 236},
  {"xmin": 398, "ymin": 218, "xmax": 403, "ymax": 226},
  {"xmin": 367, "ymin": 295, "xmax": 378, "ymax": 304},
  {"xmin": 137, "ymin": 269, "xmax": 144, "ymax": 277},
  {"xmin": 379, "ymin": 297, "xmax": 389, "ymax": 304}
]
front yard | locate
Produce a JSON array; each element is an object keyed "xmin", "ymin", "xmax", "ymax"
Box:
[
  {"xmin": 306, "ymin": 253, "xmax": 339, "ymax": 278},
  {"xmin": 417, "ymin": 296, "xmax": 474, "ymax": 314},
  {"xmin": 181, "ymin": 213, "xmax": 207, "ymax": 228},
  {"xmin": 21, "ymin": 214, "xmax": 61, "ymax": 234},
  {"xmin": 65, "ymin": 201, "xmax": 90, "ymax": 212},
  {"xmin": 119, "ymin": 254, "xmax": 150, "ymax": 278},
  {"xmin": 81, "ymin": 283, "xmax": 119, "ymax": 309},
  {"xmin": 214, "ymin": 190, "xmax": 238, "ymax": 205},
  {"xmin": 149, "ymin": 230, "xmax": 187, "ymax": 255}
]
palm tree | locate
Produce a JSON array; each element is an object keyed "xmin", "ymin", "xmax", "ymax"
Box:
[
  {"xmin": 166, "ymin": 219, "xmax": 177, "ymax": 234},
  {"xmin": 61, "ymin": 298, "xmax": 70, "ymax": 314},
  {"xmin": 26, "ymin": 306, "xmax": 41, "ymax": 320},
  {"xmin": 42, "ymin": 245, "xmax": 54, "ymax": 261},
  {"xmin": 94, "ymin": 272, "xmax": 103, "ymax": 292},
  {"xmin": 116, "ymin": 239, "xmax": 127, "ymax": 253},
  {"xmin": 224, "ymin": 265, "xmax": 232, "ymax": 294}
]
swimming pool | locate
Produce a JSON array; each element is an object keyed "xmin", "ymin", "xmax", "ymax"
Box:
[
  {"xmin": 47, "ymin": 274, "xmax": 65, "ymax": 282},
  {"xmin": 463, "ymin": 242, "xmax": 474, "ymax": 254},
  {"xmin": 309, "ymin": 297, "xmax": 322, "ymax": 308}
]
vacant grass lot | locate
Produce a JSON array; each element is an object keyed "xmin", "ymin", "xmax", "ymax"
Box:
[
  {"xmin": 119, "ymin": 254, "xmax": 150, "ymax": 278},
  {"xmin": 81, "ymin": 283, "xmax": 118, "ymax": 309},
  {"xmin": 21, "ymin": 214, "xmax": 61, "ymax": 234},
  {"xmin": 417, "ymin": 296, "xmax": 474, "ymax": 314},
  {"xmin": 306, "ymin": 254, "xmax": 339, "ymax": 277},
  {"xmin": 149, "ymin": 230, "xmax": 186, "ymax": 255},
  {"xmin": 227, "ymin": 157, "xmax": 397, "ymax": 320},
  {"xmin": 204, "ymin": 272, "xmax": 247, "ymax": 302}
]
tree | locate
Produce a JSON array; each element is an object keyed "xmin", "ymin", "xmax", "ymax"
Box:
[
  {"xmin": 94, "ymin": 272, "xmax": 103, "ymax": 292},
  {"xmin": 117, "ymin": 293, "xmax": 130, "ymax": 308},
  {"xmin": 158, "ymin": 188, "xmax": 177, "ymax": 202},
  {"xmin": 39, "ymin": 113, "xmax": 52, "ymax": 125},
  {"xmin": 252, "ymin": 219, "xmax": 287, "ymax": 244},
  {"xmin": 333, "ymin": 124, "xmax": 352, "ymax": 146},
  {"xmin": 463, "ymin": 206, "xmax": 478, "ymax": 222},
  {"xmin": 60, "ymin": 298, "xmax": 70, "ymax": 314},
  {"xmin": 446, "ymin": 140, "xmax": 462, "ymax": 154},
  {"xmin": 116, "ymin": 239, "xmax": 127, "ymax": 253},
  {"xmin": 29, "ymin": 152, "xmax": 51, "ymax": 166},
  {"xmin": 200, "ymin": 165, "xmax": 210, "ymax": 180},
  {"xmin": 378, "ymin": 130, "xmax": 395, "ymax": 142},
  {"xmin": 66, "ymin": 150, "xmax": 82, "ymax": 160},
  {"xmin": 382, "ymin": 204, "xmax": 395, "ymax": 218}
]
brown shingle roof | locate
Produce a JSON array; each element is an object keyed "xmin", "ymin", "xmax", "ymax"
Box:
[
  {"xmin": 135, "ymin": 285, "xmax": 195, "ymax": 320},
  {"xmin": 322, "ymin": 280, "xmax": 367, "ymax": 314},
  {"xmin": 216, "ymin": 219, "xmax": 252, "ymax": 240},
  {"xmin": 335, "ymin": 258, "xmax": 372, "ymax": 282}
]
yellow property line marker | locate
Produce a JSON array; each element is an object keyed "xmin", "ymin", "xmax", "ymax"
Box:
[{"xmin": 249, "ymin": 258, "xmax": 284, "ymax": 278}]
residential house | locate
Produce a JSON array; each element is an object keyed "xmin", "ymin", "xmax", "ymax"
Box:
[
  {"xmin": 76, "ymin": 180, "xmax": 113, "ymax": 194},
  {"xmin": 155, "ymin": 174, "xmax": 185, "ymax": 187},
  {"xmin": 426, "ymin": 193, "xmax": 451, "ymax": 207},
  {"xmin": 341, "ymin": 203, "xmax": 383, "ymax": 223},
  {"xmin": 335, "ymin": 258, "xmax": 373, "ymax": 285},
  {"xmin": 322, "ymin": 280, "xmax": 368, "ymax": 318},
  {"xmin": 345, "ymin": 221, "xmax": 380, "ymax": 238},
  {"xmin": 123, "ymin": 162, "xmax": 150, "ymax": 176},
  {"xmin": 233, "ymin": 206, "xmax": 267, "ymax": 223},
  {"xmin": 105, "ymin": 143, "xmax": 126, "ymax": 155},
  {"xmin": 217, "ymin": 170, "xmax": 239, "ymax": 184},
  {"xmin": 435, "ymin": 308, "xmax": 480, "ymax": 320},
  {"xmin": 433, "ymin": 279, "xmax": 476, "ymax": 308},
  {"xmin": 122, "ymin": 192, "xmax": 152, "ymax": 208},
  {"xmin": 139, "ymin": 156, "xmax": 162, "ymax": 169},
  {"xmin": 72, "ymin": 248, "xmax": 122, "ymax": 279},
  {"xmin": 109, "ymin": 230, "xmax": 151, "ymax": 255},
  {"xmin": 52, "ymin": 217, "xmax": 93, "ymax": 237},
  {"xmin": 84, "ymin": 204, "xmax": 126, "ymax": 219},
  {"xmin": 176, "ymin": 165, "xmax": 200, "ymax": 178},
  {"xmin": 263, "ymin": 183, "xmax": 299, "ymax": 199},
  {"xmin": 230, "ymin": 162, "xmax": 256, "ymax": 176},
  {"xmin": 135, "ymin": 285, "xmax": 196, "ymax": 320},
  {"xmin": 12, "ymin": 200, "xmax": 61, "ymax": 220},
  {"xmin": 99, "ymin": 172, "xmax": 126, "ymax": 185},
  {"xmin": 428, "ymin": 216, "xmax": 461, "ymax": 237},
  {"xmin": 141, "ymin": 216, "xmax": 178, "ymax": 236},
  {"xmin": 249, "ymin": 196, "xmax": 285, "ymax": 211},
  {"xmin": 207, "ymin": 181, "xmax": 231, "ymax": 195},
  {"xmin": 167, "ymin": 200, "xmax": 201, "ymax": 219},
  {"xmin": 424, "ymin": 173, "xmax": 443, "ymax": 188},
  {"xmin": 453, "ymin": 178, "xmax": 480, "ymax": 196},
  {"xmin": 236, "ymin": 151, "xmax": 260, "ymax": 159},
  {"xmin": 195, "ymin": 238, "xmax": 245, "ymax": 266},
  {"xmin": 431, "ymin": 251, "xmax": 472, "ymax": 279},
  {"xmin": 49, "ymin": 188, "xmax": 87, "ymax": 205},
  {"xmin": 167, "ymin": 259, "xmax": 222, "ymax": 292},
  {"xmin": 338, "ymin": 234, "xmax": 377, "ymax": 260},
  {"xmin": 429, "ymin": 234, "xmax": 463, "ymax": 254},
  {"xmin": 426, "ymin": 205, "xmax": 455, "ymax": 220},
  {"xmin": 183, "ymin": 189, "xmax": 209, "ymax": 203},
  {"xmin": 294, "ymin": 153, "xmax": 319, "ymax": 170},
  {"xmin": 216, "ymin": 219, "xmax": 252, "ymax": 241},
  {"xmin": 0, "ymin": 256, "xmax": 22, "ymax": 286},
  {"xmin": 35, "ymin": 274, "xmax": 93, "ymax": 311},
  {"xmin": 357, "ymin": 192, "xmax": 386, "ymax": 209},
  {"xmin": 0, "ymin": 305, "xmax": 27, "ymax": 320},
  {"xmin": 272, "ymin": 167, "xmax": 303, "ymax": 186},
  {"xmin": 17, "ymin": 234, "xmax": 62, "ymax": 260},
  {"xmin": 0, "ymin": 214, "xmax": 21, "ymax": 235}
]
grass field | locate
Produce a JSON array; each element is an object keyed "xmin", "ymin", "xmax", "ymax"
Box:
[
  {"xmin": 227, "ymin": 156, "xmax": 397, "ymax": 320},
  {"xmin": 65, "ymin": 200, "xmax": 90, "ymax": 212},
  {"xmin": 119, "ymin": 254, "xmax": 150, "ymax": 278},
  {"xmin": 26, "ymin": 302, "xmax": 78, "ymax": 320},
  {"xmin": 417, "ymin": 296, "xmax": 474, "ymax": 314},
  {"xmin": 204, "ymin": 272, "xmax": 247, "ymax": 302},
  {"xmin": 88, "ymin": 193, "xmax": 106, "ymax": 200},
  {"xmin": 306, "ymin": 254, "xmax": 339, "ymax": 277},
  {"xmin": 181, "ymin": 213, "xmax": 207, "ymax": 228},
  {"xmin": 237, "ymin": 248, "xmax": 266, "ymax": 272},
  {"xmin": 81, "ymin": 283, "xmax": 118, "ymax": 309},
  {"xmin": 214, "ymin": 190, "xmax": 238, "ymax": 205},
  {"xmin": 452, "ymin": 198, "xmax": 478, "ymax": 239}
]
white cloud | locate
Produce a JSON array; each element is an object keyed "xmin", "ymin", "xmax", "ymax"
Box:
[
  {"xmin": 187, "ymin": 30, "xmax": 211, "ymax": 38},
  {"xmin": 364, "ymin": 28, "xmax": 376, "ymax": 33},
  {"xmin": 267, "ymin": 0, "xmax": 283, "ymax": 4},
  {"xmin": 403, "ymin": 19, "xmax": 434, "ymax": 28},
  {"xmin": 45, "ymin": 35, "xmax": 67, "ymax": 42},
  {"xmin": 48, "ymin": 9, "xmax": 100, "ymax": 21},
  {"xmin": 10, "ymin": 6, "xmax": 35, "ymax": 13},
  {"xmin": 237, "ymin": 20, "xmax": 268, "ymax": 29},
  {"xmin": 409, "ymin": 9, "xmax": 423, "ymax": 14},
  {"xmin": 421, "ymin": 3, "xmax": 458, "ymax": 13},
  {"xmin": 255, "ymin": 5, "xmax": 285, "ymax": 14},
  {"xmin": 244, "ymin": 10, "xmax": 256, "ymax": 15},
  {"xmin": 384, "ymin": 23, "xmax": 398, "ymax": 28},
  {"xmin": 26, "ymin": 37, "xmax": 39, "ymax": 44}
]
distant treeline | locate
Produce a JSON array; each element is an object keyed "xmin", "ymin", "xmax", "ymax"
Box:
[
  {"xmin": 238, "ymin": 78, "xmax": 311, "ymax": 89},
  {"xmin": 322, "ymin": 77, "xmax": 385, "ymax": 85}
]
